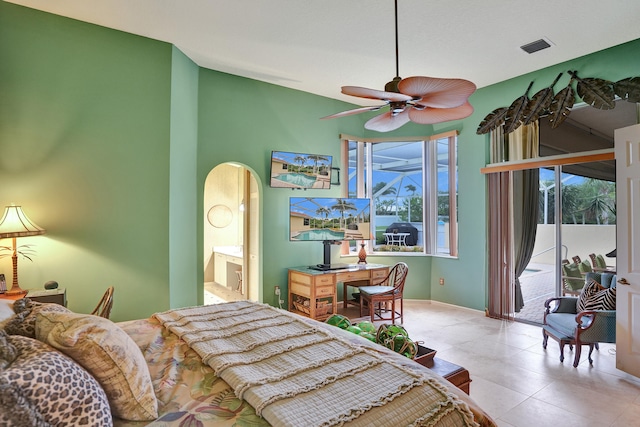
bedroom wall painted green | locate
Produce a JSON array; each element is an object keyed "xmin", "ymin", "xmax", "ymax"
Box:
[
  {"xmin": 195, "ymin": 69, "xmax": 436, "ymax": 308},
  {"xmin": 0, "ymin": 3, "xmax": 434, "ymax": 320},
  {"xmin": 0, "ymin": 3, "xmax": 174, "ymax": 319},
  {"xmin": 169, "ymin": 46, "xmax": 200, "ymax": 309},
  {"xmin": 2, "ymin": 1, "xmax": 638, "ymax": 320}
]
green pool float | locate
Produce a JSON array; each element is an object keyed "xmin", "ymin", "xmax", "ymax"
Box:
[{"xmin": 325, "ymin": 314, "xmax": 351, "ymax": 329}]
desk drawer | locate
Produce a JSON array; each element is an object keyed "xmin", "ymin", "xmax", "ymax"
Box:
[
  {"xmin": 316, "ymin": 285, "xmax": 334, "ymax": 297},
  {"xmin": 289, "ymin": 271, "xmax": 336, "ymax": 286},
  {"xmin": 289, "ymin": 271, "xmax": 312, "ymax": 285},
  {"xmin": 290, "ymin": 282, "xmax": 311, "ymax": 298},
  {"xmin": 371, "ymin": 268, "xmax": 389, "ymax": 282},
  {"xmin": 313, "ymin": 275, "xmax": 335, "ymax": 286},
  {"xmin": 337, "ymin": 270, "xmax": 370, "ymax": 282}
]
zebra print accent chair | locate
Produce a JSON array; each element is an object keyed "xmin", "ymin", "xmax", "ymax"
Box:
[{"xmin": 542, "ymin": 274, "xmax": 617, "ymax": 367}]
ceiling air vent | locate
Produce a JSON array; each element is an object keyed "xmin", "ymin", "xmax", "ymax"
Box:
[{"xmin": 520, "ymin": 38, "xmax": 552, "ymax": 54}]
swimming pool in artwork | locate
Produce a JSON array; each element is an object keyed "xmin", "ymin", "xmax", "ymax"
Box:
[
  {"xmin": 292, "ymin": 229, "xmax": 345, "ymax": 241},
  {"xmin": 273, "ymin": 173, "xmax": 317, "ymax": 187}
]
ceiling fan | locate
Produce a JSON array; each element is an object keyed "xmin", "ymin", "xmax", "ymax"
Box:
[{"xmin": 322, "ymin": 0, "xmax": 477, "ymax": 132}]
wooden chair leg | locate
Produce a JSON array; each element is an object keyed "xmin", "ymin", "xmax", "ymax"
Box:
[
  {"xmin": 344, "ymin": 284, "xmax": 348, "ymax": 310},
  {"xmin": 587, "ymin": 344, "xmax": 596, "ymax": 365},
  {"xmin": 390, "ymin": 299, "xmax": 396, "ymax": 324},
  {"xmin": 573, "ymin": 343, "xmax": 582, "ymax": 367}
]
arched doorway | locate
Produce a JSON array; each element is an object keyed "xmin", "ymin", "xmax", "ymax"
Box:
[{"xmin": 203, "ymin": 163, "xmax": 260, "ymax": 303}]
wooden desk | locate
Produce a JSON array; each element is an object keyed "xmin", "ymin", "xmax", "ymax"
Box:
[
  {"xmin": 288, "ymin": 264, "xmax": 389, "ymax": 321},
  {"xmin": 341, "ymin": 265, "xmax": 389, "ymax": 310}
]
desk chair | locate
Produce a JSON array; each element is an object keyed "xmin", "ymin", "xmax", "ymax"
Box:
[{"xmin": 359, "ymin": 262, "xmax": 408, "ymax": 324}]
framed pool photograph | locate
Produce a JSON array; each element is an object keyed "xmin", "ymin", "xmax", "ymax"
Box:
[{"xmin": 269, "ymin": 151, "xmax": 332, "ymax": 189}]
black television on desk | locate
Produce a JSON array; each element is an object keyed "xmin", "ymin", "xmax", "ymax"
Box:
[{"xmin": 289, "ymin": 197, "xmax": 371, "ymax": 270}]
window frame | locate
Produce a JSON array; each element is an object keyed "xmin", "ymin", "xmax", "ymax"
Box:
[{"xmin": 339, "ymin": 131, "xmax": 459, "ymax": 257}]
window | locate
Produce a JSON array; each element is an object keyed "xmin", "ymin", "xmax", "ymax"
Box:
[{"xmin": 342, "ymin": 131, "xmax": 458, "ymax": 256}]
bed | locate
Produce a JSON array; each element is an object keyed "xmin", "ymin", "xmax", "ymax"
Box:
[{"xmin": 0, "ymin": 298, "xmax": 497, "ymax": 427}]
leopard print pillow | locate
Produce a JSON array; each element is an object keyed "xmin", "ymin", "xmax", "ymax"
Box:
[
  {"xmin": 4, "ymin": 298, "xmax": 71, "ymax": 338},
  {"xmin": 0, "ymin": 330, "xmax": 17, "ymax": 369},
  {"xmin": 0, "ymin": 332, "xmax": 113, "ymax": 426}
]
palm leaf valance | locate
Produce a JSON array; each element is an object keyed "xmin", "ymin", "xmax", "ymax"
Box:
[{"xmin": 477, "ymin": 71, "xmax": 640, "ymax": 135}]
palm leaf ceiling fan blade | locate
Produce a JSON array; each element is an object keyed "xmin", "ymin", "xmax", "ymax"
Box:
[
  {"xmin": 322, "ymin": 0, "xmax": 476, "ymax": 132},
  {"xmin": 341, "ymin": 86, "xmax": 412, "ymax": 102},
  {"xmin": 365, "ymin": 110, "xmax": 411, "ymax": 132},
  {"xmin": 400, "ymin": 77, "xmax": 477, "ymax": 108},
  {"xmin": 409, "ymin": 102, "xmax": 474, "ymax": 125},
  {"xmin": 321, "ymin": 105, "xmax": 385, "ymax": 120}
]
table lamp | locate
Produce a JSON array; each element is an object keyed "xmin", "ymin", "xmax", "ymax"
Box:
[{"xmin": 0, "ymin": 204, "xmax": 46, "ymax": 295}]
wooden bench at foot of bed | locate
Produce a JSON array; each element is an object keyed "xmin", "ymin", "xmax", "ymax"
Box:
[{"xmin": 415, "ymin": 356, "xmax": 471, "ymax": 395}]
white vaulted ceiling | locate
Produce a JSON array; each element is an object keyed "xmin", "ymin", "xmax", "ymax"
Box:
[{"xmin": 6, "ymin": 0, "xmax": 640, "ymax": 105}]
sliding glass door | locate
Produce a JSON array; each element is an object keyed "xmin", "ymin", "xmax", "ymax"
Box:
[{"xmin": 514, "ymin": 163, "xmax": 616, "ymax": 324}]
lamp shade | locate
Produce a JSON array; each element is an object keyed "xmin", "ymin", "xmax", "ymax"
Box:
[{"xmin": 0, "ymin": 204, "xmax": 45, "ymax": 238}]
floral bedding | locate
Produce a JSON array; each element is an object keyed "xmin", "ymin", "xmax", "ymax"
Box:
[
  {"xmin": 115, "ymin": 309, "xmax": 497, "ymax": 427},
  {"xmin": 114, "ymin": 317, "xmax": 269, "ymax": 427}
]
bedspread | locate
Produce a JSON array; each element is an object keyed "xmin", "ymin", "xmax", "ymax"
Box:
[
  {"xmin": 115, "ymin": 315, "xmax": 269, "ymax": 427},
  {"xmin": 115, "ymin": 301, "xmax": 497, "ymax": 427}
]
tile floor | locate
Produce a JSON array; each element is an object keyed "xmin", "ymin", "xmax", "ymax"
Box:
[
  {"xmin": 204, "ymin": 288, "xmax": 640, "ymax": 426},
  {"xmin": 204, "ymin": 281, "xmax": 246, "ymax": 304},
  {"xmin": 368, "ymin": 300, "xmax": 640, "ymax": 427},
  {"xmin": 514, "ymin": 263, "xmax": 556, "ymax": 325}
]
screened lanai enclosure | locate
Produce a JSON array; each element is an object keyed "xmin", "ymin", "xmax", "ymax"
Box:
[{"xmin": 345, "ymin": 132, "xmax": 458, "ymax": 257}]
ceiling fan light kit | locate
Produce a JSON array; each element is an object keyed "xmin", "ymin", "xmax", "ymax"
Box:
[{"xmin": 322, "ymin": 0, "xmax": 476, "ymax": 132}]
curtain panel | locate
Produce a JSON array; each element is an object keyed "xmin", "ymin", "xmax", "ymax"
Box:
[
  {"xmin": 487, "ymin": 171, "xmax": 514, "ymax": 319},
  {"xmin": 487, "ymin": 123, "xmax": 539, "ymax": 319}
]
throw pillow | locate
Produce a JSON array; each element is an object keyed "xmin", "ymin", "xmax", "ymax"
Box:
[
  {"xmin": 576, "ymin": 279, "xmax": 601, "ymax": 312},
  {"xmin": 577, "ymin": 279, "xmax": 616, "ymax": 312},
  {"xmin": 0, "ymin": 330, "xmax": 17, "ymax": 369},
  {"xmin": 0, "ymin": 332, "xmax": 112, "ymax": 426},
  {"xmin": 35, "ymin": 311, "xmax": 158, "ymax": 421},
  {"xmin": 4, "ymin": 298, "xmax": 70, "ymax": 338},
  {"xmin": 0, "ymin": 299, "xmax": 14, "ymax": 330}
]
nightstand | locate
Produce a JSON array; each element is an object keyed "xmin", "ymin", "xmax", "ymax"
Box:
[{"xmin": 26, "ymin": 288, "xmax": 67, "ymax": 306}]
